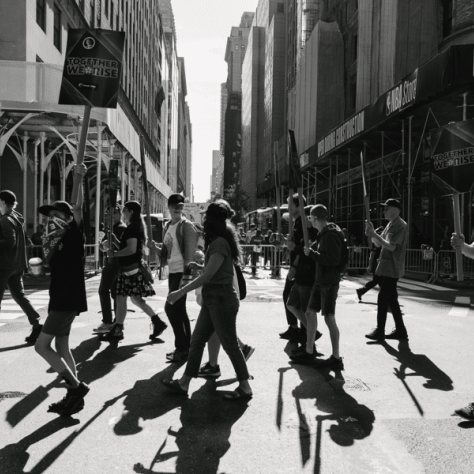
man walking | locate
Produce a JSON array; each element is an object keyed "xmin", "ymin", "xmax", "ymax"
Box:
[
  {"xmin": 365, "ymin": 199, "xmax": 408, "ymax": 342},
  {"xmin": 94, "ymin": 205, "xmax": 127, "ymax": 333},
  {"xmin": 302, "ymin": 204, "xmax": 344, "ymax": 370},
  {"xmin": 0, "ymin": 190, "xmax": 42, "ymax": 343}
]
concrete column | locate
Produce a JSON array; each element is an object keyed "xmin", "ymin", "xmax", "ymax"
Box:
[
  {"xmin": 39, "ymin": 132, "xmax": 45, "ymax": 223},
  {"xmin": 94, "ymin": 127, "xmax": 103, "ymax": 266}
]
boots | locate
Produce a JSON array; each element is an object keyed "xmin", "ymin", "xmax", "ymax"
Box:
[{"xmin": 149, "ymin": 314, "xmax": 168, "ymax": 340}]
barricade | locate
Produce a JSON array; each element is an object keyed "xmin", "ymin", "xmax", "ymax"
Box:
[
  {"xmin": 405, "ymin": 248, "xmax": 436, "ymax": 278},
  {"xmin": 347, "ymin": 246, "xmax": 370, "ymax": 272},
  {"xmin": 437, "ymin": 250, "xmax": 474, "ymax": 280},
  {"xmin": 240, "ymin": 244, "xmax": 289, "ymax": 276}
]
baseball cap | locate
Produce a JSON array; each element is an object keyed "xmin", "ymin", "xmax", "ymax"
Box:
[
  {"xmin": 168, "ymin": 194, "xmax": 185, "ymax": 206},
  {"xmin": 311, "ymin": 204, "xmax": 328, "ymax": 219},
  {"xmin": 380, "ymin": 199, "xmax": 401, "ymax": 210},
  {"xmin": 38, "ymin": 200, "xmax": 74, "ymax": 217},
  {"xmin": 0, "ymin": 190, "xmax": 17, "ymax": 205}
]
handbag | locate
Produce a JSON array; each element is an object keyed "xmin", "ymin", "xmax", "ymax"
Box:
[
  {"xmin": 234, "ymin": 264, "xmax": 246, "ymax": 300},
  {"xmin": 140, "ymin": 261, "xmax": 154, "ymax": 284}
]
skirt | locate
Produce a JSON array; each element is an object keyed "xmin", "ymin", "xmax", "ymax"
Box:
[{"xmin": 116, "ymin": 270, "xmax": 156, "ymax": 297}]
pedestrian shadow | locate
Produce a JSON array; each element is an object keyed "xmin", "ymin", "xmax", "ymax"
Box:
[
  {"xmin": 0, "ymin": 343, "xmax": 31, "ymax": 353},
  {"xmin": 131, "ymin": 379, "xmax": 249, "ymax": 474},
  {"xmin": 6, "ymin": 337, "xmax": 151, "ymax": 427},
  {"xmin": 382, "ymin": 340, "xmax": 453, "ymax": 391},
  {"xmin": 285, "ymin": 362, "xmax": 375, "ymax": 472},
  {"xmin": 0, "ymin": 417, "xmax": 80, "ymax": 474}
]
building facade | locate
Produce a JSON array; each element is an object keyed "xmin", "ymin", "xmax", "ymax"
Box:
[{"xmin": 0, "ymin": 0, "xmax": 191, "ymax": 248}]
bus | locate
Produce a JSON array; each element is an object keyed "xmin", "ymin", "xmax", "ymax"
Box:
[{"xmin": 244, "ymin": 205, "xmax": 289, "ymax": 234}]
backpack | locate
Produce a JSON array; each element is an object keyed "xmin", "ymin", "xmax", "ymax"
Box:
[
  {"xmin": 234, "ymin": 264, "xmax": 246, "ymax": 300},
  {"xmin": 336, "ymin": 232, "xmax": 349, "ymax": 274}
]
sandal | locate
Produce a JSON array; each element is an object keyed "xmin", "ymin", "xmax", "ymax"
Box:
[
  {"xmin": 161, "ymin": 378, "xmax": 188, "ymax": 395},
  {"xmin": 223, "ymin": 386, "xmax": 253, "ymax": 401}
]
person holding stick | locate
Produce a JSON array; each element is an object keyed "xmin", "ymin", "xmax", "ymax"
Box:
[
  {"xmin": 94, "ymin": 205, "xmax": 126, "ymax": 334},
  {"xmin": 451, "ymin": 232, "xmax": 474, "ymax": 420},
  {"xmin": 364, "ymin": 199, "xmax": 408, "ymax": 342},
  {"xmin": 35, "ymin": 164, "xmax": 90, "ymax": 416}
]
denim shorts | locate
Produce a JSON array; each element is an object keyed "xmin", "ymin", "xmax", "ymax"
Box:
[
  {"xmin": 286, "ymin": 283, "xmax": 313, "ymax": 312},
  {"xmin": 308, "ymin": 283, "xmax": 339, "ymax": 315}
]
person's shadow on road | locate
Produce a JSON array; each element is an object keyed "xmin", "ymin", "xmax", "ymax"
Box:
[{"xmin": 129, "ymin": 378, "xmax": 249, "ymax": 474}]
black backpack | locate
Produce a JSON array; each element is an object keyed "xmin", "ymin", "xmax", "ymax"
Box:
[
  {"xmin": 234, "ymin": 264, "xmax": 246, "ymax": 300},
  {"xmin": 336, "ymin": 232, "xmax": 349, "ymax": 274}
]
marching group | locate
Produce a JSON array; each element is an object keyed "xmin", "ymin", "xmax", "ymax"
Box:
[{"xmin": 0, "ymin": 165, "xmax": 473, "ymax": 419}]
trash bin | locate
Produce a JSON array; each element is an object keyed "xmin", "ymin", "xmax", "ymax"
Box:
[{"xmin": 29, "ymin": 257, "xmax": 43, "ymax": 276}]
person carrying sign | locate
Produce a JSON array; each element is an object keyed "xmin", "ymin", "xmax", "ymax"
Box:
[
  {"xmin": 364, "ymin": 199, "xmax": 408, "ymax": 342},
  {"xmin": 35, "ymin": 164, "xmax": 90, "ymax": 416},
  {"xmin": 0, "ymin": 190, "xmax": 42, "ymax": 344}
]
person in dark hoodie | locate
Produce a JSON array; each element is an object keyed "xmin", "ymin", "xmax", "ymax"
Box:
[
  {"xmin": 0, "ymin": 190, "xmax": 42, "ymax": 343},
  {"xmin": 303, "ymin": 204, "xmax": 344, "ymax": 371},
  {"xmin": 286, "ymin": 205, "xmax": 323, "ymax": 363}
]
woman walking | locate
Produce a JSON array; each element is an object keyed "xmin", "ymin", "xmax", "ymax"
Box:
[
  {"xmin": 161, "ymin": 200, "xmax": 253, "ymax": 400},
  {"xmin": 100, "ymin": 201, "xmax": 167, "ymax": 341}
]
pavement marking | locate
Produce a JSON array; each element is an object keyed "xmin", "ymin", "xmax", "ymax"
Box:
[
  {"xmin": 448, "ymin": 296, "xmax": 471, "ymax": 317},
  {"xmin": 0, "ymin": 313, "xmax": 29, "ymax": 320}
]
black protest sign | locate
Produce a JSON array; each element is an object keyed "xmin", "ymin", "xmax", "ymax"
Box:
[
  {"xmin": 41, "ymin": 217, "xmax": 68, "ymax": 264},
  {"xmin": 59, "ymin": 29, "xmax": 125, "ymax": 108},
  {"xmin": 430, "ymin": 119, "xmax": 474, "ymax": 193}
]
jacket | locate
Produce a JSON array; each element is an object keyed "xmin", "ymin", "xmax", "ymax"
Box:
[
  {"xmin": 293, "ymin": 227, "xmax": 319, "ymax": 286},
  {"xmin": 161, "ymin": 216, "xmax": 197, "ymax": 269},
  {"xmin": 306, "ymin": 223, "xmax": 343, "ymax": 285},
  {"xmin": 0, "ymin": 210, "xmax": 28, "ymax": 271}
]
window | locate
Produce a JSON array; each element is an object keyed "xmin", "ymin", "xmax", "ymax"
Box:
[
  {"xmin": 79, "ymin": 0, "xmax": 85, "ymax": 12},
  {"xmin": 241, "ymin": 45, "xmax": 245, "ymax": 50},
  {"xmin": 111, "ymin": 2, "xmax": 114, "ymax": 28},
  {"xmin": 105, "ymin": 0, "xmax": 109, "ymax": 18},
  {"xmin": 277, "ymin": 3, "xmax": 284, "ymax": 13},
  {"xmin": 53, "ymin": 5, "xmax": 62, "ymax": 51},
  {"xmin": 36, "ymin": 55, "xmax": 44, "ymax": 63},
  {"xmin": 352, "ymin": 34, "xmax": 358, "ymax": 62},
  {"xmin": 36, "ymin": 0, "xmax": 46, "ymax": 31},
  {"xmin": 238, "ymin": 30, "xmax": 242, "ymax": 37},
  {"xmin": 90, "ymin": 0, "xmax": 95, "ymax": 27},
  {"xmin": 235, "ymin": 44, "xmax": 239, "ymax": 50}
]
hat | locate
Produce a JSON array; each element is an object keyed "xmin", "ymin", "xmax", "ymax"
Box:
[
  {"xmin": 124, "ymin": 200, "xmax": 142, "ymax": 214},
  {"xmin": 38, "ymin": 200, "xmax": 73, "ymax": 217},
  {"xmin": 0, "ymin": 190, "xmax": 17, "ymax": 205},
  {"xmin": 168, "ymin": 193, "xmax": 185, "ymax": 206},
  {"xmin": 380, "ymin": 199, "xmax": 401, "ymax": 210},
  {"xmin": 304, "ymin": 205, "xmax": 313, "ymax": 216},
  {"xmin": 311, "ymin": 204, "xmax": 328, "ymax": 219},
  {"xmin": 206, "ymin": 201, "xmax": 232, "ymax": 221}
]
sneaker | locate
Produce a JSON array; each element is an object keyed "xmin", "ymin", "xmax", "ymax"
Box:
[
  {"xmin": 279, "ymin": 326, "xmax": 300, "ymax": 340},
  {"xmin": 315, "ymin": 355, "xmax": 344, "ymax": 371},
  {"xmin": 149, "ymin": 314, "xmax": 167, "ymax": 340},
  {"xmin": 48, "ymin": 396, "xmax": 85, "ymax": 415},
  {"xmin": 60, "ymin": 382, "xmax": 90, "ymax": 416},
  {"xmin": 241, "ymin": 344, "xmax": 255, "ymax": 362},
  {"xmin": 92, "ymin": 322, "xmax": 114, "ymax": 334},
  {"xmin": 197, "ymin": 362, "xmax": 221, "ymax": 378},
  {"xmin": 290, "ymin": 351, "xmax": 317, "ymax": 364},
  {"xmin": 99, "ymin": 324, "xmax": 124, "ymax": 341},
  {"xmin": 356, "ymin": 288, "xmax": 363, "ymax": 301},
  {"xmin": 365, "ymin": 328, "xmax": 385, "ymax": 341},
  {"xmin": 385, "ymin": 328, "xmax": 408, "ymax": 340},
  {"xmin": 454, "ymin": 402, "xmax": 474, "ymax": 421},
  {"xmin": 25, "ymin": 324, "xmax": 43, "ymax": 344},
  {"xmin": 166, "ymin": 350, "xmax": 188, "ymax": 362}
]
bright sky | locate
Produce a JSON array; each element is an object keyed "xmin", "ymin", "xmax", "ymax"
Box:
[{"xmin": 171, "ymin": 0, "xmax": 258, "ymax": 203}]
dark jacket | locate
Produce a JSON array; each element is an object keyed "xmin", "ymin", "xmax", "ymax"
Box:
[
  {"xmin": 0, "ymin": 210, "xmax": 28, "ymax": 271},
  {"xmin": 306, "ymin": 223, "xmax": 343, "ymax": 285},
  {"xmin": 289, "ymin": 216, "xmax": 303, "ymax": 266}
]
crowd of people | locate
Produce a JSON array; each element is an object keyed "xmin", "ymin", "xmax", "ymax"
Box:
[{"xmin": 0, "ymin": 183, "xmax": 473, "ymax": 420}]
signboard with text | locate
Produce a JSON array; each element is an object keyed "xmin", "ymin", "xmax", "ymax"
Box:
[{"xmin": 59, "ymin": 29, "xmax": 125, "ymax": 108}]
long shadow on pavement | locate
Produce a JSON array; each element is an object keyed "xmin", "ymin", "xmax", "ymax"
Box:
[{"xmin": 131, "ymin": 378, "xmax": 249, "ymax": 474}]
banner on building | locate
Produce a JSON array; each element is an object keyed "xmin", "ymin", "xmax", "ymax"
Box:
[
  {"xmin": 288, "ymin": 130, "xmax": 302, "ymax": 189},
  {"xmin": 59, "ymin": 29, "xmax": 125, "ymax": 108},
  {"xmin": 430, "ymin": 119, "xmax": 474, "ymax": 193}
]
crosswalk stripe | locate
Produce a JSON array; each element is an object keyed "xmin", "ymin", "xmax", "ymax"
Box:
[{"xmin": 0, "ymin": 314, "xmax": 26, "ymax": 319}]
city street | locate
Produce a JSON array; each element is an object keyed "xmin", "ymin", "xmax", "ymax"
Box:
[{"xmin": 1, "ymin": 269, "xmax": 474, "ymax": 473}]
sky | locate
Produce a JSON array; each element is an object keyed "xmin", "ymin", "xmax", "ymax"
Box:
[{"xmin": 171, "ymin": 0, "xmax": 258, "ymax": 203}]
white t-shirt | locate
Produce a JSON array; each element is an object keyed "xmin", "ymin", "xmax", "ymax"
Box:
[{"xmin": 164, "ymin": 222, "xmax": 184, "ymax": 273}]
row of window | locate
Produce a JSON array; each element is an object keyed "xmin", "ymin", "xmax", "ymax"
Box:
[{"xmin": 36, "ymin": 0, "xmax": 62, "ymax": 51}]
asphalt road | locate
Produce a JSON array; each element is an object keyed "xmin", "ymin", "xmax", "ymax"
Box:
[{"xmin": 1, "ymin": 268, "xmax": 474, "ymax": 473}]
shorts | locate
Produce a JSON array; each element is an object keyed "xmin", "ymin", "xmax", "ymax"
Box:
[
  {"xmin": 286, "ymin": 283, "xmax": 313, "ymax": 313},
  {"xmin": 42, "ymin": 310, "xmax": 77, "ymax": 336},
  {"xmin": 307, "ymin": 283, "xmax": 339, "ymax": 315}
]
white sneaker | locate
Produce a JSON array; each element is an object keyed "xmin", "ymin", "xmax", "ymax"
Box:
[{"xmin": 93, "ymin": 322, "xmax": 114, "ymax": 333}]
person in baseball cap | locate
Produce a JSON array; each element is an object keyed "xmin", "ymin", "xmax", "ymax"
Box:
[
  {"xmin": 38, "ymin": 201, "xmax": 74, "ymax": 220},
  {"xmin": 379, "ymin": 198, "xmax": 401, "ymax": 210}
]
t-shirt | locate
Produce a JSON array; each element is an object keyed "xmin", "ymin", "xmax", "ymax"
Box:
[
  {"xmin": 376, "ymin": 216, "xmax": 408, "ymax": 279},
  {"xmin": 118, "ymin": 222, "xmax": 143, "ymax": 267},
  {"xmin": 205, "ymin": 236, "xmax": 234, "ymax": 285},
  {"xmin": 49, "ymin": 220, "xmax": 87, "ymax": 313},
  {"xmin": 164, "ymin": 221, "xmax": 184, "ymax": 273}
]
